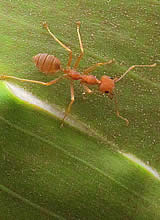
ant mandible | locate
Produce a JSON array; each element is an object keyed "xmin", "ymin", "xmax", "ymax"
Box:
[{"xmin": 0, "ymin": 21, "xmax": 156, "ymax": 126}]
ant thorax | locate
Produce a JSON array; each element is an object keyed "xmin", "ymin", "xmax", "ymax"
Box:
[
  {"xmin": 80, "ymin": 75, "xmax": 100, "ymax": 85},
  {"xmin": 66, "ymin": 69, "xmax": 82, "ymax": 80}
]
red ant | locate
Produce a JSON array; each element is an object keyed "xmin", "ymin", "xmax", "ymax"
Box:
[{"xmin": 0, "ymin": 21, "xmax": 156, "ymax": 126}]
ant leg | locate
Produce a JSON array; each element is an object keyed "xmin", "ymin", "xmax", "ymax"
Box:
[
  {"xmin": 61, "ymin": 80, "xmax": 75, "ymax": 125},
  {"xmin": 82, "ymin": 84, "xmax": 92, "ymax": 94},
  {"xmin": 74, "ymin": 22, "xmax": 84, "ymax": 69},
  {"xmin": 80, "ymin": 82, "xmax": 92, "ymax": 94},
  {"xmin": 115, "ymin": 63, "xmax": 156, "ymax": 83},
  {"xmin": 0, "ymin": 75, "xmax": 64, "ymax": 86},
  {"xmin": 114, "ymin": 91, "xmax": 129, "ymax": 126},
  {"xmin": 82, "ymin": 59, "xmax": 114, "ymax": 75},
  {"xmin": 43, "ymin": 22, "xmax": 72, "ymax": 68}
]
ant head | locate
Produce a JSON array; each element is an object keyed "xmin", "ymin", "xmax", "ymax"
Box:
[{"xmin": 99, "ymin": 75, "xmax": 115, "ymax": 99}]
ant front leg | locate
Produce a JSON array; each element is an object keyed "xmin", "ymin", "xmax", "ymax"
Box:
[{"xmin": 114, "ymin": 91, "xmax": 129, "ymax": 125}]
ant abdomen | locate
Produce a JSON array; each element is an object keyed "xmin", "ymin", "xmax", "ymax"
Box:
[{"xmin": 33, "ymin": 53, "xmax": 61, "ymax": 74}]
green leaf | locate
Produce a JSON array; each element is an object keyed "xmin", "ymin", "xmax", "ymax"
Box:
[{"xmin": 0, "ymin": 0, "xmax": 160, "ymax": 219}]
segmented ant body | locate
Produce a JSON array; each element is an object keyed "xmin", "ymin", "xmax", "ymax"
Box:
[
  {"xmin": 33, "ymin": 53, "xmax": 61, "ymax": 74},
  {"xmin": 0, "ymin": 22, "xmax": 156, "ymax": 125}
]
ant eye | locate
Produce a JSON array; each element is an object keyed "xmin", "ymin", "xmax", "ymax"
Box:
[{"xmin": 105, "ymin": 91, "xmax": 109, "ymax": 94}]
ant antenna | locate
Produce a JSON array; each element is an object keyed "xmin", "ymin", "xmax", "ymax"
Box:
[{"xmin": 115, "ymin": 63, "xmax": 156, "ymax": 83}]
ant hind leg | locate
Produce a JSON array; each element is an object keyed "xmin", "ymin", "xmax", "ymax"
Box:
[
  {"xmin": 74, "ymin": 22, "xmax": 84, "ymax": 69},
  {"xmin": 0, "ymin": 75, "xmax": 64, "ymax": 86},
  {"xmin": 43, "ymin": 22, "xmax": 72, "ymax": 68}
]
